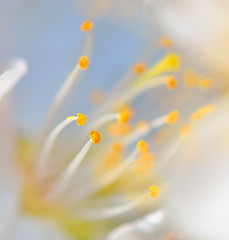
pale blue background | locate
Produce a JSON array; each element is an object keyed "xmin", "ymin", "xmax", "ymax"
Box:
[{"xmin": 0, "ymin": 0, "xmax": 160, "ymax": 133}]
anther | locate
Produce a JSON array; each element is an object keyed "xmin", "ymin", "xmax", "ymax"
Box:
[
  {"xmin": 133, "ymin": 62, "xmax": 146, "ymax": 75},
  {"xmin": 118, "ymin": 109, "xmax": 132, "ymax": 124},
  {"xmin": 166, "ymin": 75, "xmax": 178, "ymax": 90},
  {"xmin": 76, "ymin": 113, "xmax": 87, "ymax": 126},
  {"xmin": 180, "ymin": 124, "xmax": 191, "ymax": 136},
  {"xmin": 166, "ymin": 110, "xmax": 179, "ymax": 124},
  {"xmin": 158, "ymin": 36, "xmax": 173, "ymax": 47},
  {"xmin": 80, "ymin": 20, "xmax": 93, "ymax": 32},
  {"xmin": 199, "ymin": 79, "xmax": 212, "ymax": 89},
  {"xmin": 78, "ymin": 56, "xmax": 89, "ymax": 70},
  {"xmin": 150, "ymin": 185, "xmax": 159, "ymax": 198},
  {"xmin": 191, "ymin": 105, "xmax": 215, "ymax": 121},
  {"xmin": 90, "ymin": 130, "xmax": 101, "ymax": 144},
  {"xmin": 137, "ymin": 140, "xmax": 149, "ymax": 153}
]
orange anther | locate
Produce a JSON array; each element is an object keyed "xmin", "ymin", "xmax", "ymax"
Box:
[
  {"xmin": 166, "ymin": 75, "xmax": 178, "ymax": 90},
  {"xmin": 133, "ymin": 62, "xmax": 146, "ymax": 75},
  {"xmin": 80, "ymin": 20, "xmax": 93, "ymax": 32},
  {"xmin": 76, "ymin": 113, "xmax": 87, "ymax": 126},
  {"xmin": 90, "ymin": 130, "xmax": 101, "ymax": 144},
  {"xmin": 137, "ymin": 140, "xmax": 149, "ymax": 153},
  {"xmin": 78, "ymin": 56, "xmax": 89, "ymax": 69},
  {"xmin": 166, "ymin": 110, "xmax": 179, "ymax": 124}
]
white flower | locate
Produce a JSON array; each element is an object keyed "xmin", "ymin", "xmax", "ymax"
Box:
[{"xmin": 1, "ymin": 1, "xmax": 226, "ymax": 240}]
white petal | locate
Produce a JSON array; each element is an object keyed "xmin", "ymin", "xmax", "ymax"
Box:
[
  {"xmin": 166, "ymin": 99, "xmax": 229, "ymax": 240},
  {"xmin": 0, "ymin": 58, "xmax": 28, "ymax": 101},
  {"xmin": 145, "ymin": 0, "xmax": 229, "ymax": 79},
  {"xmin": 8, "ymin": 216, "xmax": 74, "ymax": 240},
  {"xmin": 107, "ymin": 210, "xmax": 164, "ymax": 240}
]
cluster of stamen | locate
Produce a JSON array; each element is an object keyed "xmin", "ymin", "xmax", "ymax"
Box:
[{"xmin": 17, "ymin": 19, "xmax": 219, "ymax": 235}]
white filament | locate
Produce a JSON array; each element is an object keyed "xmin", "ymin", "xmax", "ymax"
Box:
[
  {"xmin": 75, "ymin": 193, "xmax": 149, "ymax": 220},
  {"xmin": 122, "ymin": 115, "xmax": 166, "ymax": 146},
  {"xmin": 0, "ymin": 58, "xmax": 27, "ymax": 101},
  {"xmin": 37, "ymin": 117, "xmax": 78, "ymax": 176},
  {"xmin": 49, "ymin": 139, "xmax": 93, "ymax": 199}
]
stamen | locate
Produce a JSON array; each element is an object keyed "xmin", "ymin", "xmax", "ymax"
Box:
[
  {"xmin": 198, "ymin": 78, "xmax": 212, "ymax": 89},
  {"xmin": 75, "ymin": 192, "xmax": 149, "ymax": 220},
  {"xmin": 166, "ymin": 75, "xmax": 178, "ymax": 90},
  {"xmin": 137, "ymin": 140, "xmax": 149, "ymax": 154},
  {"xmin": 190, "ymin": 104, "xmax": 215, "ymax": 121},
  {"xmin": 87, "ymin": 76, "xmax": 166, "ymax": 124},
  {"xmin": 90, "ymin": 130, "xmax": 101, "ymax": 144},
  {"xmin": 136, "ymin": 120, "xmax": 149, "ymax": 131},
  {"xmin": 133, "ymin": 153, "xmax": 155, "ymax": 176},
  {"xmin": 49, "ymin": 132, "xmax": 99, "ymax": 199},
  {"xmin": 158, "ymin": 36, "xmax": 173, "ymax": 47},
  {"xmin": 80, "ymin": 20, "xmax": 94, "ymax": 32},
  {"xmin": 78, "ymin": 56, "xmax": 89, "ymax": 70},
  {"xmin": 41, "ymin": 55, "xmax": 89, "ymax": 135},
  {"xmin": 111, "ymin": 142, "xmax": 124, "ymax": 153},
  {"xmin": 165, "ymin": 110, "xmax": 179, "ymax": 124},
  {"xmin": 108, "ymin": 122, "xmax": 131, "ymax": 137},
  {"xmin": 183, "ymin": 68, "xmax": 199, "ymax": 88},
  {"xmin": 150, "ymin": 185, "xmax": 159, "ymax": 198},
  {"xmin": 180, "ymin": 124, "xmax": 191, "ymax": 136},
  {"xmin": 118, "ymin": 109, "xmax": 132, "ymax": 124},
  {"xmin": 37, "ymin": 114, "xmax": 86, "ymax": 176},
  {"xmin": 0, "ymin": 58, "xmax": 27, "ymax": 101},
  {"xmin": 122, "ymin": 114, "xmax": 166, "ymax": 146},
  {"xmin": 75, "ymin": 113, "xmax": 87, "ymax": 125},
  {"xmin": 132, "ymin": 62, "xmax": 146, "ymax": 75},
  {"xmin": 134, "ymin": 53, "xmax": 180, "ymax": 87}
]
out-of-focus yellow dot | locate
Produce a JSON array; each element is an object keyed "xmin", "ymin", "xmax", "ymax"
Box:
[{"xmin": 150, "ymin": 185, "xmax": 159, "ymax": 198}]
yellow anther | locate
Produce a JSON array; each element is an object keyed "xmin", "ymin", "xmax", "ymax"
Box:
[
  {"xmin": 133, "ymin": 53, "xmax": 181, "ymax": 87},
  {"xmin": 133, "ymin": 62, "xmax": 146, "ymax": 75},
  {"xmin": 166, "ymin": 110, "xmax": 179, "ymax": 124},
  {"xmin": 76, "ymin": 113, "xmax": 87, "ymax": 126},
  {"xmin": 166, "ymin": 75, "xmax": 178, "ymax": 90},
  {"xmin": 150, "ymin": 185, "xmax": 159, "ymax": 198},
  {"xmin": 78, "ymin": 56, "xmax": 89, "ymax": 70},
  {"xmin": 183, "ymin": 68, "xmax": 199, "ymax": 88},
  {"xmin": 80, "ymin": 20, "xmax": 93, "ymax": 32},
  {"xmin": 118, "ymin": 109, "xmax": 132, "ymax": 124},
  {"xmin": 164, "ymin": 53, "xmax": 181, "ymax": 71},
  {"xmin": 158, "ymin": 36, "xmax": 173, "ymax": 47},
  {"xmin": 180, "ymin": 124, "xmax": 191, "ymax": 136},
  {"xmin": 191, "ymin": 104, "xmax": 215, "ymax": 121},
  {"xmin": 90, "ymin": 130, "xmax": 101, "ymax": 144},
  {"xmin": 111, "ymin": 142, "xmax": 123, "ymax": 153},
  {"xmin": 137, "ymin": 140, "xmax": 149, "ymax": 153},
  {"xmin": 198, "ymin": 79, "xmax": 212, "ymax": 90}
]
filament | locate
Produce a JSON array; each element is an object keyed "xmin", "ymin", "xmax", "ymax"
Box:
[
  {"xmin": 37, "ymin": 115, "xmax": 83, "ymax": 177},
  {"xmin": 75, "ymin": 193, "xmax": 149, "ymax": 220},
  {"xmin": 0, "ymin": 58, "xmax": 27, "ymax": 101},
  {"xmin": 122, "ymin": 115, "xmax": 166, "ymax": 146},
  {"xmin": 49, "ymin": 131, "xmax": 100, "ymax": 199},
  {"xmin": 41, "ymin": 28, "xmax": 93, "ymax": 136}
]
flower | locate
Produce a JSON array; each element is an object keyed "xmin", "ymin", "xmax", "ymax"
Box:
[{"xmin": 1, "ymin": 1, "xmax": 227, "ymax": 240}]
